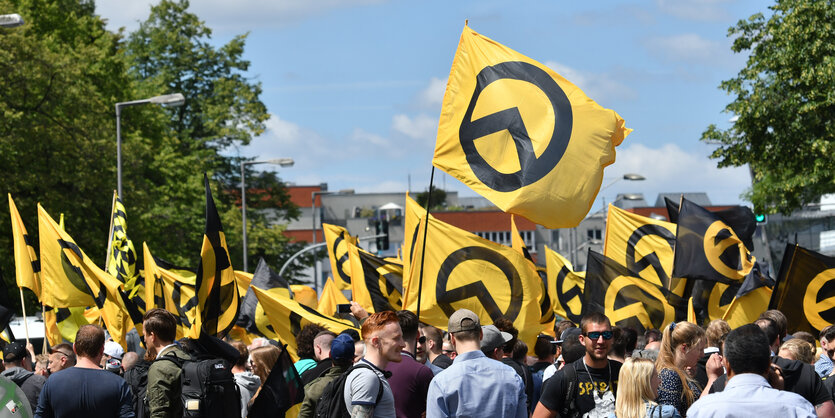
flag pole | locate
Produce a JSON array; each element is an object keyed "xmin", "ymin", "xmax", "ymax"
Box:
[
  {"xmin": 104, "ymin": 190, "xmax": 117, "ymax": 272},
  {"xmin": 415, "ymin": 166, "xmax": 436, "ymax": 323},
  {"xmin": 41, "ymin": 305, "xmax": 47, "ymax": 352},
  {"xmin": 18, "ymin": 288, "xmax": 29, "ymax": 345}
]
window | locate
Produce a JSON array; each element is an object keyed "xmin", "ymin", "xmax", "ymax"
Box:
[{"xmin": 587, "ymin": 229, "xmax": 602, "ymax": 240}]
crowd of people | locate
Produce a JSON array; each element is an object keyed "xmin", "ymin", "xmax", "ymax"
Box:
[{"xmin": 2, "ymin": 305, "xmax": 834, "ymax": 417}]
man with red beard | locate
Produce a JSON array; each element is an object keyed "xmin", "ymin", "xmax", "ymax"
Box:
[{"xmin": 533, "ymin": 312, "xmax": 621, "ymax": 418}]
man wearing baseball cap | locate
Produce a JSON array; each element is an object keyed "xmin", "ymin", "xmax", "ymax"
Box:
[
  {"xmin": 2, "ymin": 340, "xmax": 46, "ymax": 411},
  {"xmin": 426, "ymin": 309, "xmax": 527, "ymax": 418},
  {"xmin": 298, "ymin": 332, "xmax": 356, "ymax": 418}
]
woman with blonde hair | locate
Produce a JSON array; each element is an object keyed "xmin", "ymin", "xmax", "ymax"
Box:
[
  {"xmin": 611, "ymin": 357, "xmax": 680, "ymax": 418},
  {"xmin": 655, "ymin": 322, "xmax": 723, "ymax": 417},
  {"xmin": 247, "ymin": 344, "xmax": 282, "ymax": 410}
]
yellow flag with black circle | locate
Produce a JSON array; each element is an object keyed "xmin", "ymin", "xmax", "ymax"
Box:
[
  {"xmin": 9, "ymin": 195, "xmax": 41, "ymax": 298},
  {"xmin": 319, "ymin": 277, "xmax": 350, "ymax": 317},
  {"xmin": 770, "ymin": 244, "xmax": 835, "ymax": 335},
  {"xmin": 544, "ymin": 246, "xmax": 584, "ymax": 323},
  {"xmin": 251, "ymin": 286, "xmax": 358, "ymax": 362},
  {"xmin": 193, "ymin": 174, "xmax": 240, "ymax": 338},
  {"xmin": 511, "ymin": 215, "xmax": 554, "ymax": 330},
  {"xmin": 106, "ymin": 192, "xmax": 138, "ymax": 288},
  {"xmin": 673, "ymin": 198, "xmax": 756, "ymax": 284},
  {"xmin": 604, "ymin": 205, "xmax": 686, "ymax": 298},
  {"xmin": 404, "ymin": 215, "xmax": 543, "ymax": 348},
  {"xmin": 323, "ymin": 224, "xmax": 359, "ymax": 291},
  {"xmin": 433, "ymin": 25, "xmax": 632, "ymax": 229},
  {"xmin": 143, "ymin": 242, "xmax": 199, "ymax": 340},
  {"xmin": 584, "ymin": 251, "xmax": 684, "ymax": 333},
  {"xmin": 348, "ymin": 243, "xmax": 403, "ymax": 313}
]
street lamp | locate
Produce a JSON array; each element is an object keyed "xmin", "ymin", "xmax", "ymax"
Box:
[
  {"xmin": 241, "ymin": 158, "xmax": 294, "ymax": 272},
  {"xmin": 115, "ymin": 93, "xmax": 186, "ymax": 198},
  {"xmin": 312, "ymin": 190, "xmax": 334, "ymax": 292},
  {"xmin": 0, "ymin": 13, "xmax": 23, "ymax": 28}
]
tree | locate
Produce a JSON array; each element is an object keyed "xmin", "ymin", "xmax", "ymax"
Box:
[
  {"xmin": 701, "ymin": 0, "xmax": 835, "ymax": 214},
  {"xmin": 416, "ymin": 187, "xmax": 448, "ymax": 211}
]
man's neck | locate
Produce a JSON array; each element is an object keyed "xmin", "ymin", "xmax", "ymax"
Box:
[
  {"xmin": 76, "ymin": 356, "xmax": 102, "ymax": 369},
  {"xmin": 403, "ymin": 342, "xmax": 416, "ymax": 357},
  {"xmin": 364, "ymin": 352, "xmax": 388, "ymax": 370},
  {"xmin": 585, "ymin": 353, "xmax": 608, "ymax": 368},
  {"xmin": 454, "ymin": 341, "xmax": 480, "ymax": 355},
  {"xmin": 232, "ymin": 365, "xmax": 246, "ymax": 374}
]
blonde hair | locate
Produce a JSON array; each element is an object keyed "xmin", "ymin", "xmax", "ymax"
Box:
[
  {"xmin": 656, "ymin": 322, "xmax": 704, "ymax": 407},
  {"xmin": 615, "ymin": 357, "xmax": 657, "ymax": 418},
  {"xmin": 779, "ymin": 339, "xmax": 815, "ymax": 364}
]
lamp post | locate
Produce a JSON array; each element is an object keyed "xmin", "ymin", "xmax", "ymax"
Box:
[
  {"xmin": 115, "ymin": 93, "xmax": 185, "ymax": 199},
  {"xmin": 0, "ymin": 13, "xmax": 23, "ymax": 27},
  {"xmin": 312, "ymin": 190, "xmax": 334, "ymax": 292},
  {"xmin": 240, "ymin": 158, "xmax": 294, "ymax": 273}
]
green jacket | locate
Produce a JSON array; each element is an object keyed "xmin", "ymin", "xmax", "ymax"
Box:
[
  {"xmin": 147, "ymin": 345, "xmax": 192, "ymax": 418},
  {"xmin": 298, "ymin": 364, "xmax": 349, "ymax": 418}
]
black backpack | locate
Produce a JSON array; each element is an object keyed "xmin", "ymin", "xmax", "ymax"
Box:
[
  {"xmin": 124, "ymin": 359, "xmax": 152, "ymax": 418},
  {"xmin": 314, "ymin": 363, "xmax": 385, "ymax": 418},
  {"xmin": 158, "ymin": 355, "xmax": 241, "ymax": 418}
]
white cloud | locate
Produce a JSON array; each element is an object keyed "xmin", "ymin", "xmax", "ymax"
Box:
[
  {"xmin": 417, "ymin": 77, "xmax": 447, "ymax": 109},
  {"xmin": 609, "ymin": 142, "xmax": 750, "ymax": 207},
  {"xmin": 392, "ymin": 114, "xmax": 438, "ymax": 141},
  {"xmin": 351, "ymin": 128, "xmax": 389, "ymax": 147},
  {"xmin": 645, "ymin": 33, "xmax": 723, "ymax": 64},
  {"xmin": 95, "ymin": 0, "xmax": 387, "ymax": 32},
  {"xmin": 656, "ymin": 0, "xmax": 731, "ymax": 22},
  {"xmin": 543, "ymin": 61, "xmax": 637, "ymax": 104}
]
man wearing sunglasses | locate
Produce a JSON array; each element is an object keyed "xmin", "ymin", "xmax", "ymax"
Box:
[{"xmin": 533, "ymin": 312, "xmax": 621, "ymax": 418}]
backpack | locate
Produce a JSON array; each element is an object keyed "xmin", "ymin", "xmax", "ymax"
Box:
[
  {"xmin": 157, "ymin": 355, "xmax": 241, "ymax": 418},
  {"xmin": 124, "ymin": 359, "xmax": 152, "ymax": 418},
  {"xmin": 559, "ymin": 363, "xmax": 581, "ymax": 418},
  {"xmin": 314, "ymin": 363, "xmax": 385, "ymax": 418}
]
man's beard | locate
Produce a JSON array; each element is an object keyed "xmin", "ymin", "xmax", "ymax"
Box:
[{"xmin": 144, "ymin": 346, "xmax": 158, "ymax": 362}]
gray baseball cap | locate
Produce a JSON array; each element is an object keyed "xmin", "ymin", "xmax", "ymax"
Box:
[
  {"xmin": 481, "ymin": 325, "xmax": 512, "ymax": 352},
  {"xmin": 448, "ymin": 309, "xmax": 480, "ymax": 333}
]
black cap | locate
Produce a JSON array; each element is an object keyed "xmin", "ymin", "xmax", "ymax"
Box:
[{"xmin": 2, "ymin": 341, "xmax": 27, "ymax": 362}]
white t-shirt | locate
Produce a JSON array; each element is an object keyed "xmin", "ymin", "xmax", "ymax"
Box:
[{"xmin": 343, "ymin": 359, "xmax": 396, "ymax": 418}]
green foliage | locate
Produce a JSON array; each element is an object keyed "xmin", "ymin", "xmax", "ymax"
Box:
[
  {"xmin": 0, "ymin": 0, "xmax": 308, "ymax": 312},
  {"xmin": 416, "ymin": 187, "xmax": 448, "ymax": 211},
  {"xmin": 702, "ymin": 0, "xmax": 835, "ymax": 213}
]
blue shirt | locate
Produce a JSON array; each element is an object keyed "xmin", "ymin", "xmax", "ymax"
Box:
[
  {"xmin": 426, "ymin": 350, "xmax": 527, "ymax": 418},
  {"xmin": 687, "ymin": 373, "xmax": 816, "ymax": 418},
  {"xmin": 35, "ymin": 367, "xmax": 134, "ymax": 418},
  {"xmin": 608, "ymin": 402, "xmax": 681, "ymax": 418},
  {"xmin": 816, "ymin": 354, "xmax": 833, "ymax": 377}
]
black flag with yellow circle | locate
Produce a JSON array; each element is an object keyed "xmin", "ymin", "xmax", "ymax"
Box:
[
  {"xmin": 584, "ymin": 251, "xmax": 685, "ymax": 333},
  {"xmin": 770, "ymin": 244, "xmax": 835, "ymax": 335},
  {"xmin": 432, "ymin": 25, "xmax": 631, "ymax": 229},
  {"xmin": 672, "ymin": 198, "xmax": 756, "ymax": 284}
]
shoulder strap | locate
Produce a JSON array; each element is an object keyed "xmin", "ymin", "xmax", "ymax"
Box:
[
  {"xmin": 350, "ymin": 363, "xmax": 386, "ymax": 404},
  {"xmin": 561, "ymin": 362, "xmax": 579, "ymax": 417}
]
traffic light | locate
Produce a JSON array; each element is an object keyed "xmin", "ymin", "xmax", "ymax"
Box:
[
  {"xmin": 755, "ymin": 213, "xmax": 767, "ymax": 225},
  {"xmin": 375, "ymin": 218, "xmax": 390, "ymax": 251}
]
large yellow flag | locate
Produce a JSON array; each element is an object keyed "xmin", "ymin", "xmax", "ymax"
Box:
[
  {"xmin": 348, "ymin": 244, "xmax": 403, "ymax": 313},
  {"xmin": 38, "ymin": 204, "xmax": 139, "ymax": 348},
  {"xmin": 433, "ymin": 26, "xmax": 631, "ymax": 228},
  {"xmin": 143, "ymin": 243, "xmax": 198, "ymax": 339},
  {"xmin": 9, "ymin": 195, "xmax": 40, "ymax": 298},
  {"xmin": 511, "ymin": 215, "xmax": 554, "ymax": 332},
  {"xmin": 544, "ymin": 246, "xmax": 584, "ymax": 323},
  {"xmin": 604, "ymin": 205, "xmax": 686, "ymax": 297},
  {"xmin": 404, "ymin": 216, "xmax": 543, "ymax": 347},
  {"xmin": 319, "ymin": 277, "xmax": 350, "ymax": 317},
  {"xmin": 323, "ymin": 224, "xmax": 359, "ymax": 290},
  {"xmin": 251, "ymin": 286, "xmax": 358, "ymax": 362}
]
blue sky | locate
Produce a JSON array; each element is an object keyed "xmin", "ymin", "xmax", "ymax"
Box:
[{"xmin": 97, "ymin": 0, "xmax": 766, "ymax": 212}]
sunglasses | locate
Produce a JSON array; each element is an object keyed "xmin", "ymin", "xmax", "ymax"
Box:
[
  {"xmin": 418, "ymin": 336, "xmax": 426, "ymax": 344},
  {"xmin": 584, "ymin": 331, "xmax": 614, "ymax": 340}
]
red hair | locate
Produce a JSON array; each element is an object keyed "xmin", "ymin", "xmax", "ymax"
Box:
[{"xmin": 361, "ymin": 311, "xmax": 399, "ymax": 341}]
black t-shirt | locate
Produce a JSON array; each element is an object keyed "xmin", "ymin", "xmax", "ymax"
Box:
[
  {"xmin": 502, "ymin": 358, "xmax": 534, "ymax": 411},
  {"xmin": 711, "ymin": 356, "xmax": 831, "ymax": 406},
  {"xmin": 539, "ymin": 358, "xmax": 622, "ymax": 416},
  {"xmin": 431, "ymin": 354, "xmax": 453, "ymax": 369}
]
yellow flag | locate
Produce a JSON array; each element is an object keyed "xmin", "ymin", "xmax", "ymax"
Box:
[
  {"xmin": 604, "ymin": 205, "xmax": 686, "ymax": 297},
  {"xmin": 290, "ymin": 285, "xmax": 318, "ymax": 309},
  {"xmin": 348, "ymin": 244, "xmax": 403, "ymax": 313},
  {"xmin": 251, "ymin": 286, "xmax": 358, "ymax": 362},
  {"xmin": 402, "ymin": 195, "xmax": 436, "ymax": 307},
  {"xmin": 38, "ymin": 204, "xmax": 138, "ymax": 348},
  {"xmin": 9, "ymin": 195, "xmax": 40, "ymax": 298},
  {"xmin": 433, "ymin": 26, "xmax": 631, "ymax": 228},
  {"xmin": 511, "ymin": 215, "xmax": 554, "ymax": 331},
  {"xmin": 143, "ymin": 243, "xmax": 199, "ymax": 340},
  {"xmin": 106, "ymin": 192, "xmax": 138, "ymax": 287},
  {"xmin": 323, "ymin": 224, "xmax": 359, "ymax": 290},
  {"xmin": 43, "ymin": 306, "xmax": 93, "ymax": 345},
  {"xmin": 544, "ymin": 246, "xmax": 584, "ymax": 323},
  {"xmin": 234, "ymin": 271, "xmax": 253, "ymax": 298},
  {"xmin": 404, "ymin": 216, "xmax": 543, "ymax": 348},
  {"xmin": 319, "ymin": 277, "xmax": 350, "ymax": 317},
  {"xmin": 721, "ymin": 288, "xmax": 772, "ymax": 329}
]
